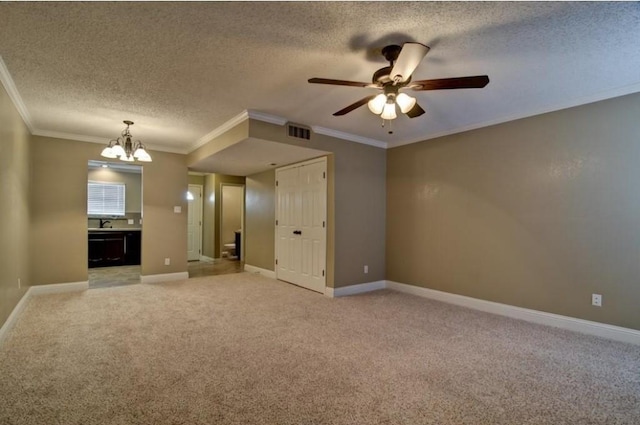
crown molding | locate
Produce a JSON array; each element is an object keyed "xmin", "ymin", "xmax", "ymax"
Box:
[
  {"xmin": 32, "ymin": 129, "xmax": 106, "ymax": 144},
  {"xmin": 188, "ymin": 110, "xmax": 250, "ymax": 152},
  {"xmin": 246, "ymin": 109, "xmax": 288, "ymax": 126},
  {"xmin": 393, "ymin": 81, "xmax": 640, "ymax": 149},
  {"xmin": 0, "ymin": 55, "xmax": 34, "ymax": 133},
  {"xmin": 189, "ymin": 109, "xmax": 288, "ymax": 153},
  {"xmin": 311, "ymin": 126, "xmax": 388, "ymax": 149}
]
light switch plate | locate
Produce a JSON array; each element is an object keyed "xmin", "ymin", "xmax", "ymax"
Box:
[
  {"xmin": 174, "ymin": 206, "xmax": 182, "ymax": 213},
  {"xmin": 128, "ymin": 219, "xmax": 134, "ymax": 225}
]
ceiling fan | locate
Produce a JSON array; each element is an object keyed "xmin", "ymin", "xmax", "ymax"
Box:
[{"xmin": 309, "ymin": 42, "xmax": 489, "ymax": 124}]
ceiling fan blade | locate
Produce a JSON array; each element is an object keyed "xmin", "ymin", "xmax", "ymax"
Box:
[
  {"xmin": 333, "ymin": 96, "xmax": 376, "ymax": 116},
  {"xmin": 406, "ymin": 102, "xmax": 425, "ymax": 118},
  {"xmin": 410, "ymin": 75, "xmax": 490, "ymax": 91},
  {"xmin": 390, "ymin": 42, "xmax": 430, "ymax": 83},
  {"xmin": 308, "ymin": 78, "xmax": 376, "ymax": 88}
]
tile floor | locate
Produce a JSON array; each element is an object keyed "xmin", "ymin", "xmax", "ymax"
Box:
[{"xmin": 88, "ymin": 258, "xmax": 243, "ymax": 289}]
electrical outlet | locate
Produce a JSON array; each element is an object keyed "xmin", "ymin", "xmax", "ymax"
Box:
[
  {"xmin": 592, "ymin": 293, "xmax": 602, "ymax": 307},
  {"xmin": 364, "ymin": 265, "xmax": 369, "ymax": 274},
  {"xmin": 128, "ymin": 219, "xmax": 134, "ymax": 225},
  {"xmin": 164, "ymin": 258, "xmax": 171, "ymax": 266},
  {"xmin": 173, "ymin": 206, "xmax": 182, "ymax": 213}
]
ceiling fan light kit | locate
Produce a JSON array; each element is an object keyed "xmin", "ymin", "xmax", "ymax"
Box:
[
  {"xmin": 101, "ymin": 120, "xmax": 152, "ymax": 163},
  {"xmin": 309, "ymin": 41, "xmax": 490, "ymax": 130}
]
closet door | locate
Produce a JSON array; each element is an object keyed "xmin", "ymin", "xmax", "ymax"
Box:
[{"xmin": 276, "ymin": 157, "xmax": 326, "ymax": 293}]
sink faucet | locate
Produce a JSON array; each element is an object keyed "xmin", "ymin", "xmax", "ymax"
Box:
[{"xmin": 99, "ymin": 219, "xmax": 112, "ymax": 228}]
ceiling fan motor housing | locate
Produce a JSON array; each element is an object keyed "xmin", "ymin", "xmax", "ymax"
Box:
[
  {"xmin": 373, "ymin": 66, "xmax": 411, "ymax": 86},
  {"xmin": 381, "ymin": 44, "xmax": 403, "ymax": 63}
]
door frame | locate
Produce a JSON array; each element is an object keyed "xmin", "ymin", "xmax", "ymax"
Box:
[
  {"xmin": 219, "ymin": 183, "xmax": 245, "ymax": 261},
  {"xmin": 187, "ymin": 184, "xmax": 203, "ymax": 261},
  {"xmin": 275, "ymin": 156, "xmax": 327, "ymax": 292}
]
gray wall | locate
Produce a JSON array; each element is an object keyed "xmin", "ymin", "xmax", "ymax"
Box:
[
  {"xmin": 0, "ymin": 83, "xmax": 30, "ymax": 328},
  {"xmin": 387, "ymin": 92, "xmax": 640, "ymax": 330}
]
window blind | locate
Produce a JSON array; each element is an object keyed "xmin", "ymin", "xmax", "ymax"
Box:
[{"xmin": 88, "ymin": 181, "xmax": 126, "ymax": 216}]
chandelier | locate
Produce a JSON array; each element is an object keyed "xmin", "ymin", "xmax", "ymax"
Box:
[{"xmin": 100, "ymin": 120, "xmax": 152, "ymax": 162}]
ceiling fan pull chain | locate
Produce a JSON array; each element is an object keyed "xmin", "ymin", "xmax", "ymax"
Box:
[{"xmin": 380, "ymin": 118, "xmax": 394, "ymax": 134}]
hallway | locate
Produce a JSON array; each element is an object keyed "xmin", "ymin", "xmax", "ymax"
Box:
[{"xmin": 88, "ymin": 258, "xmax": 243, "ymax": 289}]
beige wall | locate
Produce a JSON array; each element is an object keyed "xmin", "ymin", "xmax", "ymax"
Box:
[
  {"xmin": 0, "ymin": 84, "xmax": 31, "ymax": 327},
  {"xmin": 387, "ymin": 92, "xmax": 640, "ymax": 330},
  {"xmin": 214, "ymin": 174, "xmax": 245, "ymax": 258},
  {"xmin": 248, "ymin": 121, "xmax": 386, "ymax": 288},
  {"xmin": 188, "ymin": 174, "xmax": 204, "ymax": 186},
  {"xmin": 202, "ymin": 174, "xmax": 216, "ymax": 258},
  {"xmin": 30, "ymin": 136, "xmax": 188, "ymax": 284},
  {"xmin": 245, "ymin": 169, "xmax": 275, "ymax": 270},
  {"xmin": 221, "ymin": 185, "xmax": 243, "ymax": 248},
  {"xmin": 140, "ymin": 151, "xmax": 188, "ymax": 275}
]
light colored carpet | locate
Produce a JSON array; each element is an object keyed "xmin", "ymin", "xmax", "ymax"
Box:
[{"xmin": 1, "ymin": 273, "xmax": 638, "ymax": 424}]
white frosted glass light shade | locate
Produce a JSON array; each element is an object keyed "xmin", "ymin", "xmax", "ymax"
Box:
[
  {"xmin": 111, "ymin": 143, "xmax": 126, "ymax": 158},
  {"xmin": 396, "ymin": 93, "xmax": 417, "ymax": 114},
  {"xmin": 134, "ymin": 147, "xmax": 152, "ymax": 162},
  {"xmin": 381, "ymin": 102, "xmax": 397, "ymax": 120},
  {"xmin": 101, "ymin": 146, "xmax": 117, "ymax": 159},
  {"xmin": 120, "ymin": 154, "xmax": 134, "ymax": 162},
  {"xmin": 367, "ymin": 94, "xmax": 387, "ymax": 115}
]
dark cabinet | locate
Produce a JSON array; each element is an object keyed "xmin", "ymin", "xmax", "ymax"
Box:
[
  {"xmin": 123, "ymin": 231, "xmax": 141, "ymax": 265},
  {"xmin": 88, "ymin": 230, "xmax": 141, "ymax": 268}
]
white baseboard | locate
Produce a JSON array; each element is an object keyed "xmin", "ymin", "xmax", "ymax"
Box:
[
  {"xmin": 0, "ymin": 281, "xmax": 88, "ymax": 346},
  {"xmin": 324, "ymin": 280, "xmax": 387, "ymax": 298},
  {"xmin": 199, "ymin": 255, "xmax": 214, "ymax": 262},
  {"xmin": 0, "ymin": 290, "xmax": 30, "ymax": 346},
  {"xmin": 141, "ymin": 272, "xmax": 189, "ymax": 284},
  {"xmin": 244, "ymin": 264, "xmax": 276, "ymax": 279},
  {"xmin": 30, "ymin": 281, "xmax": 88, "ymax": 295},
  {"xmin": 386, "ymin": 280, "xmax": 640, "ymax": 345}
]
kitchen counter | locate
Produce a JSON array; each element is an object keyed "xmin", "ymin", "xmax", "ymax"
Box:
[{"xmin": 88, "ymin": 228, "xmax": 142, "ymax": 232}]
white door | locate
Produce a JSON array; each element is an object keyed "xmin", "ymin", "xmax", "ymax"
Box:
[
  {"xmin": 187, "ymin": 184, "xmax": 203, "ymax": 261},
  {"xmin": 276, "ymin": 157, "xmax": 326, "ymax": 293}
]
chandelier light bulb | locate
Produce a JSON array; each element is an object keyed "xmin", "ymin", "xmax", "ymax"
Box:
[{"xmin": 396, "ymin": 93, "xmax": 417, "ymax": 114}]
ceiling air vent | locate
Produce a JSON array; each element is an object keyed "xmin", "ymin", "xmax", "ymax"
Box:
[{"xmin": 286, "ymin": 123, "xmax": 311, "ymax": 140}]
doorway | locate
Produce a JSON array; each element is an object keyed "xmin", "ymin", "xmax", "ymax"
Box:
[
  {"xmin": 187, "ymin": 184, "xmax": 203, "ymax": 261},
  {"xmin": 220, "ymin": 184, "xmax": 245, "ymax": 261},
  {"xmin": 87, "ymin": 160, "xmax": 143, "ymax": 289},
  {"xmin": 275, "ymin": 157, "xmax": 327, "ymax": 293}
]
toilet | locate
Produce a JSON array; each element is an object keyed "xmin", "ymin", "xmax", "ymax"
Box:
[{"xmin": 223, "ymin": 243, "xmax": 237, "ymax": 259}]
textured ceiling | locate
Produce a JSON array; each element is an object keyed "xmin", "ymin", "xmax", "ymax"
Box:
[{"xmin": 1, "ymin": 2, "xmax": 639, "ymax": 158}]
